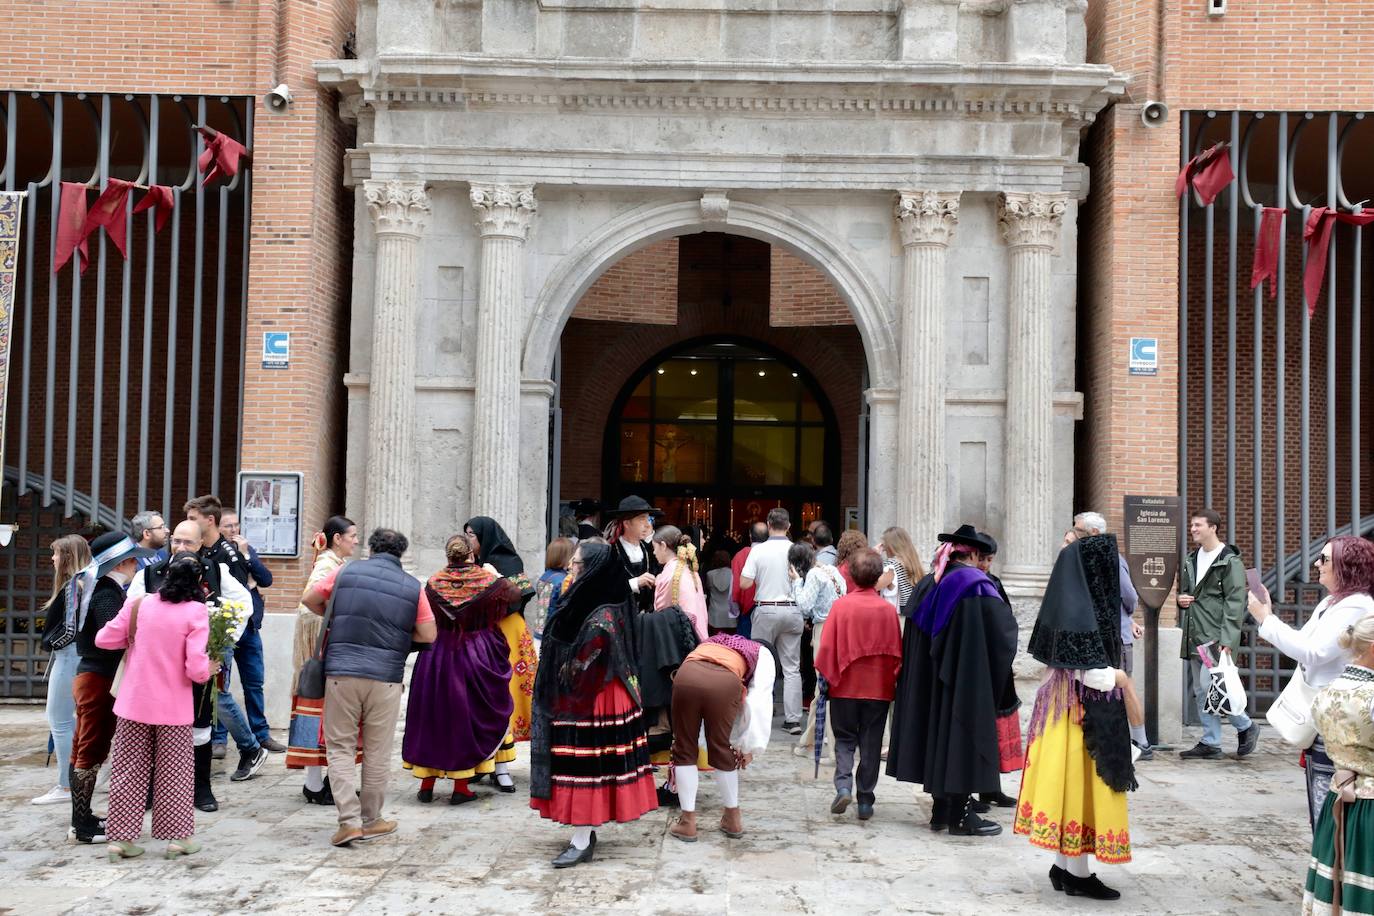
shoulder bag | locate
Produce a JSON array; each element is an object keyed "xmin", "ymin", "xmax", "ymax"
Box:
[
  {"xmin": 108, "ymin": 597, "xmax": 145, "ymax": 699},
  {"xmin": 295, "ymin": 589, "xmax": 337, "ymax": 700},
  {"xmin": 1267, "ymin": 665, "xmax": 1319, "ymax": 748}
]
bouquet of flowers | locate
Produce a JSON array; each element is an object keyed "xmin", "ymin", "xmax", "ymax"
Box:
[{"xmin": 202, "ymin": 597, "xmax": 250, "ymax": 725}]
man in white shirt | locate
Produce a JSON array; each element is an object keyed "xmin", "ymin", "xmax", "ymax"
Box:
[{"xmin": 741, "ymin": 508, "xmax": 804, "ymax": 733}]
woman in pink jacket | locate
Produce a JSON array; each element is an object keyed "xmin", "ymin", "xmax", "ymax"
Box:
[
  {"xmin": 96, "ymin": 554, "xmax": 218, "ymax": 861},
  {"xmin": 652, "ymin": 527, "xmax": 708, "ymax": 641}
]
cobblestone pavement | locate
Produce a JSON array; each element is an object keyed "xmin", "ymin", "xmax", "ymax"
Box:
[{"xmin": 0, "ymin": 687, "xmax": 1309, "ymax": 916}]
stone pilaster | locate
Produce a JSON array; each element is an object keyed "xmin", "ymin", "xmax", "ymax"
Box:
[
  {"xmin": 363, "ymin": 179, "xmax": 430, "ymax": 560},
  {"xmin": 469, "ymin": 183, "xmax": 537, "ymax": 525},
  {"xmin": 864, "ymin": 387, "xmax": 901, "ymax": 543},
  {"xmin": 894, "ymin": 190, "xmax": 959, "ymax": 553},
  {"xmin": 997, "ymin": 191, "xmax": 1067, "ymax": 595}
]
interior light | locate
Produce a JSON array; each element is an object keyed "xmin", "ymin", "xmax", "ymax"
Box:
[
  {"xmin": 791, "ymin": 372, "xmax": 799, "ymax": 378},
  {"xmin": 690, "ymin": 369, "xmax": 698, "ymax": 376},
  {"xmin": 758, "ymin": 370, "xmax": 766, "ymax": 377},
  {"xmin": 657, "ymin": 368, "xmax": 665, "ymax": 375}
]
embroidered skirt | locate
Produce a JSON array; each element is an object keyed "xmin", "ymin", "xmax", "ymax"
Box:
[
  {"xmin": 1304, "ymin": 794, "xmax": 1374, "ymax": 915},
  {"xmin": 500, "ymin": 613, "xmax": 538, "ymax": 742},
  {"xmin": 529, "ymin": 679, "xmax": 658, "ymax": 826},
  {"xmin": 1014, "ymin": 702, "xmax": 1132, "ymax": 864},
  {"xmin": 286, "ymin": 695, "xmax": 361, "ymax": 770}
]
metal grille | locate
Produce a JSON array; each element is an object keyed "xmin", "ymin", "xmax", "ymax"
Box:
[
  {"xmin": 0, "ymin": 91, "xmax": 253, "ymax": 697},
  {"xmin": 1179, "ymin": 110, "xmax": 1374, "ymax": 712}
]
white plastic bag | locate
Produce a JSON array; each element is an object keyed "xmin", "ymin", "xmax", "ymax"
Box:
[{"xmin": 1204, "ymin": 647, "xmax": 1249, "ymax": 718}]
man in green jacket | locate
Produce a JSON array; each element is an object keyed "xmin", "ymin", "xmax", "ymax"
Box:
[{"xmin": 1176, "ymin": 508, "xmax": 1259, "ymax": 760}]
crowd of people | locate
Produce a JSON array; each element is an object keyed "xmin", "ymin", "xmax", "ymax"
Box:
[{"xmin": 27, "ymin": 493, "xmax": 1374, "ymax": 910}]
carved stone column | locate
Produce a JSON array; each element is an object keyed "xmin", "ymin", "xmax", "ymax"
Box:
[
  {"xmin": 364, "ymin": 180, "xmax": 430, "ymax": 555},
  {"xmin": 894, "ymin": 190, "xmax": 959, "ymax": 552},
  {"xmin": 469, "ymin": 183, "xmax": 537, "ymax": 524},
  {"xmin": 998, "ymin": 192, "xmax": 1067, "ymax": 595}
]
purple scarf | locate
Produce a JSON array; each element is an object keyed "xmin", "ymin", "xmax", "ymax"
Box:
[
  {"xmin": 911, "ymin": 565, "xmax": 1001, "ymax": 637},
  {"xmin": 705, "ymin": 632, "xmax": 761, "ymax": 684}
]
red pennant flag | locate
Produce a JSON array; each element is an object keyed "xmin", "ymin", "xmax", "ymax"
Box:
[
  {"xmin": 80, "ymin": 178, "xmax": 137, "ymax": 259},
  {"xmin": 1248, "ymin": 208, "xmax": 1285, "ymax": 298},
  {"xmin": 197, "ymin": 127, "xmax": 248, "ymax": 187},
  {"xmin": 1302, "ymin": 208, "xmax": 1374, "ymax": 316},
  {"xmin": 1175, "ymin": 142, "xmax": 1236, "ymax": 207},
  {"xmin": 53, "ymin": 182, "xmax": 91, "ymax": 275},
  {"xmin": 133, "ymin": 185, "xmax": 175, "ymax": 234}
]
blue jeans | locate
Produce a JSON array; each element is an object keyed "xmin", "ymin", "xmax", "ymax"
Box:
[
  {"xmin": 1191, "ymin": 658, "xmax": 1252, "ymax": 747},
  {"xmin": 735, "ymin": 611, "xmax": 753, "ymax": 640},
  {"xmin": 212, "ymin": 627, "xmax": 270, "ymax": 745},
  {"xmin": 211, "ymin": 645, "xmax": 261, "ymax": 753},
  {"xmin": 45, "ymin": 644, "xmax": 78, "ymax": 788}
]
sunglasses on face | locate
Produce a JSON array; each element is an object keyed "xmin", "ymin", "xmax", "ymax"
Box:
[{"xmin": 1314, "ymin": 554, "xmax": 1333, "ymax": 567}]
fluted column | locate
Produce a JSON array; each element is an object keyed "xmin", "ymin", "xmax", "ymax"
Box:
[
  {"xmin": 998, "ymin": 191, "xmax": 1067, "ymax": 595},
  {"xmin": 894, "ymin": 191, "xmax": 959, "ymax": 553},
  {"xmin": 469, "ymin": 184, "xmax": 537, "ymax": 524},
  {"xmin": 363, "ymin": 180, "xmax": 429, "ymax": 556}
]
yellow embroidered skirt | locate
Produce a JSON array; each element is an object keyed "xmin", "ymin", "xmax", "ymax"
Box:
[
  {"xmin": 1014, "ymin": 706, "xmax": 1132, "ymax": 864},
  {"xmin": 500, "ymin": 613, "xmax": 537, "ymax": 742}
]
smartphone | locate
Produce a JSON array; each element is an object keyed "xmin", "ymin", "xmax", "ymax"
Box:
[{"xmin": 1245, "ymin": 567, "xmax": 1270, "ymax": 604}]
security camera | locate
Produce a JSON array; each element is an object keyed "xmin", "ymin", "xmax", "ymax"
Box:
[
  {"xmin": 1141, "ymin": 101, "xmax": 1169, "ymax": 128},
  {"xmin": 263, "ymin": 84, "xmax": 293, "ymax": 113}
]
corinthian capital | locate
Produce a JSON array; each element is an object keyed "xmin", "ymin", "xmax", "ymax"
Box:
[
  {"xmin": 998, "ymin": 192, "xmax": 1068, "ymax": 250},
  {"xmin": 365, "ymin": 180, "xmax": 431, "ymax": 237},
  {"xmin": 470, "ymin": 183, "xmax": 537, "ymax": 240},
  {"xmin": 895, "ymin": 191, "xmax": 960, "ymax": 247}
]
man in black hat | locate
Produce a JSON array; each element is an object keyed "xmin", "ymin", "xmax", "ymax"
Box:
[
  {"xmin": 571, "ymin": 499, "xmax": 602, "ymax": 542},
  {"xmin": 606, "ymin": 496, "xmax": 662, "ymax": 614},
  {"xmin": 66, "ymin": 532, "xmax": 156, "ymax": 843},
  {"xmin": 886, "ymin": 523, "xmax": 1019, "ymax": 838}
]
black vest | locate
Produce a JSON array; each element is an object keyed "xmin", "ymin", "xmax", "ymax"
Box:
[{"xmin": 324, "ymin": 554, "xmax": 420, "ymax": 684}]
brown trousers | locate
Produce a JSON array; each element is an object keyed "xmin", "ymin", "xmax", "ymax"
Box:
[
  {"xmin": 71, "ymin": 672, "xmax": 118, "ymax": 770},
  {"xmin": 323, "ymin": 676, "xmax": 403, "ymax": 829},
  {"xmin": 671, "ymin": 658, "xmax": 743, "ymax": 771}
]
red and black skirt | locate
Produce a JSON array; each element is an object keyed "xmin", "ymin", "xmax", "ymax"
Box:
[{"xmin": 529, "ymin": 679, "xmax": 659, "ymax": 826}]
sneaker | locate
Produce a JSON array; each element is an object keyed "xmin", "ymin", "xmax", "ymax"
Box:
[
  {"xmin": 783, "ymin": 720, "xmax": 803, "ymax": 736},
  {"xmin": 31, "ymin": 785, "xmax": 71, "ymax": 806},
  {"xmin": 1178, "ymin": 741, "xmax": 1223, "ymax": 760},
  {"xmin": 1132, "ymin": 740, "xmax": 1154, "ymax": 762},
  {"xmin": 67, "ymin": 825, "xmax": 108, "ymax": 845},
  {"xmin": 211, "ymin": 744, "xmax": 227, "ymax": 760},
  {"xmin": 260, "ymin": 737, "xmax": 288, "ymax": 753},
  {"xmin": 1237, "ymin": 722, "xmax": 1261, "ymax": 758},
  {"xmin": 830, "ymin": 793, "xmax": 853, "ymax": 815},
  {"xmin": 231, "ymin": 747, "xmax": 269, "ymax": 782},
  {"xmin": 856, "ymin": 803, "xmax": 874, "ymax": 821}
]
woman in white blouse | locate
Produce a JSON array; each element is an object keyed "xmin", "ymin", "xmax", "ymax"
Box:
[{"xmin": 1248, "ymin": 535, "xmax": 1374, "ymax": 825}]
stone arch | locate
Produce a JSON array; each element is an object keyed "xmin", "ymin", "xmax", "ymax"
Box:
[{"xmin": 521, "ymin": 198, "xmax": 897, "ymax": 389}]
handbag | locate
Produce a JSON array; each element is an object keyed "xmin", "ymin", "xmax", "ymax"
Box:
[
  {"xmin": 295, "ymin": 589, "xmax": 337, "ymax": 700},
  {"xmin": 108, "ymin": 597, "xmax": 145, "ymax": 699},
  {"xmin": 1267, "ymin": 664, "xmax": 1319, "ymax": 748}
]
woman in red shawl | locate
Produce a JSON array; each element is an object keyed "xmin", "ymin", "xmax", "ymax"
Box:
[{"xmin": 402, "ymin": 534, "xmax": 519, "ymax": 804}]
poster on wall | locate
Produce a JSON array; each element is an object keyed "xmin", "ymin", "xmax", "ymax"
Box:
[{"xmin": 237, "ymin": 471, "xmax": 303, "ymax": 558}]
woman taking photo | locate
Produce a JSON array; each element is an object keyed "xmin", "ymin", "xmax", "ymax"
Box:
[
  {"xmin": 97, "ymin": 553, "xmax": 218, "ymax": 860},
  {"xmin": 529, "ymin": 543, "xmax": 657, "ymax": 868},
  {"xmin": 1302, "ymin": 614, "xmax": 1374, "ymax": 914},
  {"xmin": 33, "ymin": 535, "xmax": 93, "ymax": 806},
  {"xmin": 1249, "ymin": 535, "xmax": 1374, "ymax": 825},
  {"xmin": 287, "ymin": 515, "xmax": 358, "ymax": 804},
  {"xmin": 652, "ymin": 525, "xmax": 708, "ymax": 641}
]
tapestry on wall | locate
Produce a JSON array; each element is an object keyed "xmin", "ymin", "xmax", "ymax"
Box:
[{"xmin": 0, "ymin": 192, "xmax": 26, "ymax": 482}]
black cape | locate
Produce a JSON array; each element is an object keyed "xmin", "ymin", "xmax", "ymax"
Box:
[
  {"xmin": 613, "ymin": 537, "xmax": 660, "ymax": 615},
  {"xmin": 886, "ymin": 563, "xmax": 1019, "ymax": 797}
]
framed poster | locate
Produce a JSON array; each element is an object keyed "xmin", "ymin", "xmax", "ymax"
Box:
[{"xmin": 237, "ymin": 471, "xmax": 303, "ymax": 558}]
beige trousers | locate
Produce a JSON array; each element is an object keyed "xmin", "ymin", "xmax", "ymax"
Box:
[{"xmin": 323, "ymin": 676, "xmax": 403, "ymax": 829}]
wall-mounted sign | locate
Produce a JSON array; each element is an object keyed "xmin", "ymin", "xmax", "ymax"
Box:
[
  {"xmin": 1123, "ymin": 494, "xmax": 1181, "ymax": 611},
  {"xmin": 1129, "ymin": 337, "xmax": 1158, "ymax": 376},
  {"xmin": 263, "ymin": 332, "xmax": 290, "ymax": 369},
  {"xmin": 237, "ymin": 471, "xmax": 302, "ymax": 557}
]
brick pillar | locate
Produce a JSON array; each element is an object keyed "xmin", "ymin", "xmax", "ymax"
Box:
[
  {"xmin": 363, "ymin": 180, "xmax": 429, "ymax": 562},
  {"xmin": 998, "ymin": 191, "xmax": 1067, "ymax": 596},
  {"xmin": 469, "ymin": 184, "xmax": 537, "ymax": 525},
  {"xmin": 894, "ymin": 190, "xmax": 960, "ymax": 551}
]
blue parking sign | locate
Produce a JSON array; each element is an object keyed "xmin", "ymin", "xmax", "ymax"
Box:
[
  {"xmin": 1129, "ymin": 337, "xmax": 1157, "ymax": 376},
  {"xmin": 263, "ymin": 332, "xmax": 290, "ymax": 369}
]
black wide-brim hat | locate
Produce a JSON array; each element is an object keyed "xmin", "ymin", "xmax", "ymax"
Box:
[
  {"xmin": 937, "ymin": 523, "xmax": 996, "ymax": 554},
  {"xmin": 569, "ymin": 498, "xmax": 602, "ymax": 516},
  {"xmin": 607, "ymin": 495, "xmax": 662, "ymax": 518},
  {"xmin": 88, "ymin": 531, "xmax": 156, "ymax": 578}
]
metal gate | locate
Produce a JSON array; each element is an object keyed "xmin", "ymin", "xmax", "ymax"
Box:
[
  {"xmin": 0, "ymin": 91, "xmax": 252, "ymax": 697},
  {"xmin": 1179, "ymin": 110, "xmax": 1374, "ymax": 713}
]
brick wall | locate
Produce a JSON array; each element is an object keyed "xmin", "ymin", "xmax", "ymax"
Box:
[
  {"xmin": 3, "ymin": 0, "xmax": 359, "ymax": 614},
  {"xmin": 573, "ymin": 239, "xmax": 678, "ymax": 323},
  {"xmin": 769, "ymin": 247, "xmax": 854, "ymax": 326}
]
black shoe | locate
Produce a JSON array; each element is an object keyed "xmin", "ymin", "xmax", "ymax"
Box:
[
  {"xmin": 494, "ymin": 775, "xmax": 516, "ymax": 794},
  {"xmin": 949, "ymin": 813, "xmax": 1002, "ymax": 837},
  {"xmin": 260, "ymin": 737, "xmax": 288, "ymax": 753},
  {"xmin": 1132, "ymin": 740, "xmax": 1155, "ymax": 762},
  {"xmin": 1049, "ymin": 865, "xmax": 1068, "ymax": 892},
  {"xmin": 856, "ymin": 803, "xmax": 874, "ymax": 821},
  {"xmin": 830, "ymin": 793, "xmax": 853, "ymax": 815},
  {"xmin": 1237, "ymin": 722, "xmax": 1261, "ymax": 758},
  {"xmin": 929, "ymin": 796, "xmax": 949, "ymax": 832},
  {"xmin": 783, "ymin": 720, "xmax": 803, "ymax": 736},
  {"xmin": 194, "ymin": 742, "xmax": 219, "ymax": 812},
  {"xmin": 980, "ymin": 791, "xmax": 1018, "ymax": 808},
  {"xmin": 1179, "ymin": 741, "xmax": 1223, "ymax": 760},
  {"xmin": 551, "ymin": 832, "xmax": 597, "ymax": 868},
  {"xmin": 231, "ymin": 747, "xmax": 269, "ymax": 782},
  {"xmin": 303, "ymin": 777, "xmax": 334, "ymax": 806},
  {"xmin": 67, "ymin": 824, "xmax": 108, "ymax": 845},
  {"xmin": 417, "ymin": 787, "xmax": 434, "ymax": 804},
  {"xmin": 1063, "ymin": 871, "xmax": 1121, "ymax": 900},
  {"xmin": 656, "ymin": 785, "xmax": 680, "ymax": 808},
  {"xmin": 971, "ymin": 799, "xmax": 991, "ymax": 814},
  {"xmin": 450, "ymin": 789, "xmax": 478, "ymax": 806}
]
